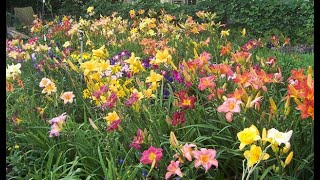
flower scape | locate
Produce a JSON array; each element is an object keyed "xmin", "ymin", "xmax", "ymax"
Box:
[{"xmin": 6, "ymin": 9, "xmax": 313, "ymax": 179}]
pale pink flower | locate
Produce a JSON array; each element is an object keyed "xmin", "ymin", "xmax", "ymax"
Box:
[
  {"xmin": 181, "ymin": 143, "xmax": 196, "ymax": 161},
  {"xmin": 48, "ymin": 112, "xmax": 67, "ymax": 124},
  {"xmin": 217, "ymin": 98, "xmax": 243, "ymax": 122},
  {"xmin": 48, "ymin": 113, "xmax": 67, "ymax": 137},
  {"xmin": 165, "ymin": 161, "xmax": 183, "ymax": 179},
  {"xmin": 60, "ymin": 91, "xmax": 75, "ymax": 104},
  {"xmin": 193, "ymin": 148, "xmax": 218, "ymax": 172}
]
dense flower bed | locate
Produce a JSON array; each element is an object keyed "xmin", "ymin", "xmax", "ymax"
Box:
[{"xmin": 6, "ymin": 8, "xmax": 314, "ymax": 179}]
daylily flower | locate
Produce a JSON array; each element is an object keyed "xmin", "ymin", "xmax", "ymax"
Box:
[
  {"xmin": 103, "ymin": 111, "xmax": 120, "ymax": 125},
  {"xmin": 172, "ymin": 111, "xmax": 186, "ymax": 126},
  {"xmin": 130, "ymin": 128, "xmax": 145, "ymax": 149},
  {"xmin": 181, "ymin": 143, "xmax": 197, "ymax": 161},
  {"xmin": 198, "ymin": 76, "xmax": 216, "ymax": 91},
  {"xmin": 101, "ymin": 93, "xmax": 118, "ymax": 109},
  {"xmin": 165, "ymin": 161, "xmax": 183, "ymax": 179},
  {"xmin": 60, "ymin": 91, "xmax": 75, "ymax": 104},
  {"xmin": 42, "ymin": 81, "xmax": 57, "ymax": 95},
  {"xmin": 48, "ymin": 113, "xmax": 67, "ymax": 137},
  {"xmin": 237, "ymin": 125, "xmax": 261, "ymax": 150},
  {"xmin": 6, "ymin": 63, "xmax": 22, "ymax": 80},
  {"xmin": 145, "ymin": 70, "xmax": 163, "ymax": 86},
  {"xmin": 217, "ymin": 98, "xmax": 243, "ymax": 122},
  {"xmin": 140, "ymin": 146, "xmax": 163, "ymax": 166},
  {"xmin": 231, "ymin": 51, "xmax": 251, "ymax": 64},
  {"xmin": 106, "ymin": 120, "xmax": 121, "ymax": 132},
  {"xmin": 193, "ymin": 148, "xmax": 219, "ymax": 172},
  {"xmin": 92, "ymin": 45, "xmax": 109, "ymax": 59},
  {"xmin": 267, "ymin": 128, "xmax": 293, "ymax": 145},
  {"xmin": 39, "ymin": 77, "xmax": 52, "ymax": 87},
  {"xmin": 220, "ymin": 29, "xmax": 230, "ymax": 38},
  {"xmin": 244, "ymin": 145, "xmax": 269, "ymax": 167},
  {"xmin": 177, "ymin": 91, "xmax": 196, "ymax": 110}
]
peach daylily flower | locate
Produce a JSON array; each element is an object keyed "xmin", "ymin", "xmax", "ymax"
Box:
[
  {"xmin": 60, "ymin": 91, "xmax": 75, "ymax": 104},
  {"xmin": 193, "ymin": 148, "xmax": 218, "ymax": 172},
  {"xmin": 39, "ymin": 77, "xmax": 52, "ymax": 87},
  {"xmin": 217, "ymin": 98, "xmax": 243, "ymax": 122},
  {"xmin": 165, "ymin": 161, "xmax": 183, "ymax": 179},
  {"xmin": 42, "ymin": 81, "xmax": 57, "ymax": 95},
  {"xmin": 198, "ymin": 76, "xmax": 216, "ymax": 91}
]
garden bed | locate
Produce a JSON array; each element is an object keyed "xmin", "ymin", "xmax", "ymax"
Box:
[{"xmin": 6, "ymin": 9, "xmax": 314, "ymax": 179}]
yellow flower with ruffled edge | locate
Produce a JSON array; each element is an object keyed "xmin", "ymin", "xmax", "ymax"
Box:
[
  {"xmin": 146, "ymin": 70, "xmax": 163, "ymax": 86},
  {"xmin": 92, "ymin": 45, "xmax": 109, "ymax": 59},
  {"xmin": 81, "ymin": 60, "xmax": 98, "ymax": 76},
  {"xmin": 109, "ymin": 79, "xmax": 121, "ymax": 92},
  {"xmin": 237, "ymin": 125, "xmax": 261, "ymax": 150},
  {"xmin": 98, "ymin": 60, "xmax": 110, "ymax": 73},
  {"xmin": 90, "ymin": 72, "xmax": 101, "ymax": 82},
  {"xmin": 116, "ymin": 87, "xmax": 126, "ymax": 98},
  {"xmin": 111, "ymin": 65, "xmax": 122, "ymax": 74},
  {"xmin": 103, "ymin": 111, "xmax": 120, "ymax": 125},
  {"xmin": 151, "ymin": 49, "xmax": 172, "ymax": 65},
  {"xmin": 143, "ymin": 88, "xmax": 156, "ymax": 99},
  {"xmin": 244, "ymin": 145, "xmax": 269, "ymax": 167},
  {"xmin": 124, "ymin": 53, "xmax": 144, "ymax": 74}
]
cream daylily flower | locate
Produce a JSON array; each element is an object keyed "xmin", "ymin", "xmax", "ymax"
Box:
[{"xmin": 267, "ymin": 128, "xmax": 293, "ymax": 145}]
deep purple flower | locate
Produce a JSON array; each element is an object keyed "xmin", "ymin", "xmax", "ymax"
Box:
[
  {"xmin": 163, "ymin": 89, "xmax": 170, "ymax": 99},
  {"xmin": 142, "ymin": 58, "xmax": 151, "ymax": 69}
]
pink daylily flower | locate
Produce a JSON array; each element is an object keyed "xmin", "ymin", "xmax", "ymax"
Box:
[
  {"xmin": 165, "ymin": 161, "xmax": 183, "ymax": 179},
  {"xmin": 217, "ymin": 98, "xmax": 243, "ymax": 122},
  {"xmin": 140, "ymin": 146, "xmax": 163, "ymax": 165},
  {"xmin": 181, "ymin": 143, "xmax": 197, "ymax": 161},
  {"xmin": 193, "ymin": 148, "xmax": 218, "ymax": 172}
]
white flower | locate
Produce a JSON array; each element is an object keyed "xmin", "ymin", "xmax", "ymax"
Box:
[
  {"xmin": 6, "ymin": 63, "xmax": 21, "ymax": 80},
  {"xmin": 267, "ymin": 128, "xmax": 293, "ymax": 145}
]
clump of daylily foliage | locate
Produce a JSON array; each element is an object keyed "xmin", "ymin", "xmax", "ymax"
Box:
[{"xmin": 6, "ymin": 7, "xmax": 313, "ymax": 179}]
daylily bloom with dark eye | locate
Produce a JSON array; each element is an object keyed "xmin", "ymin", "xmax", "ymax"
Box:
[{"xmin": 177, "ymin": 91, "xmax": 196, "ymax": 110}]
